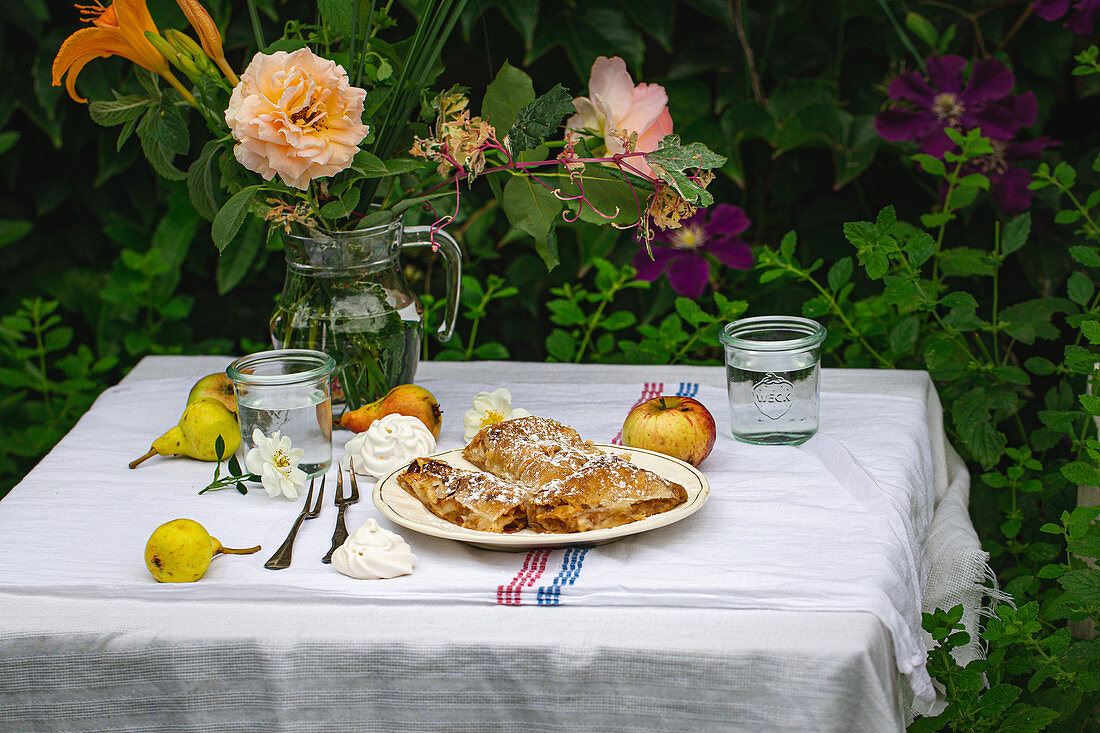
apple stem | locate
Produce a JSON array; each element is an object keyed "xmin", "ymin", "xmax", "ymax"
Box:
[
  {"xmin": 216, "ymin": 545, "xmax": 261, "ymax": 555},
  {"xmin": 658, "ymin": 397, "xmax": 667, "ymax": 409},
  {"xmin": 128, "ymin": 449, "xmax": 157, "ymax": 469}
]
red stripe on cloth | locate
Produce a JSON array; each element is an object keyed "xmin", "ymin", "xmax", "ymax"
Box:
[
  {"xmin": 611, "ymin": 382, "xmax": 664, "ymax": 445},
  {"xmin": 496, "ymin": 549, "xmax": 552, "ymax": 605}
]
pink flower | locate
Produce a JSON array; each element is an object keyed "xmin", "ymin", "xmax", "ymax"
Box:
[
  {"xmin": 225, "ymin": 48, "xmax": 370, "ymax": 190},
  {"xmin": 565, "ymin": 56, "xmax": 673, "ymax": 178}
]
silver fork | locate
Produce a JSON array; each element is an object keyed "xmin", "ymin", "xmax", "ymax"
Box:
[
  {"xmin": 264, "ymin": 476, "xmax": 325, "ymax": 570},
  {"xmin": 322, "ymin": 461, "xmax": 360, "ymax": 564}
]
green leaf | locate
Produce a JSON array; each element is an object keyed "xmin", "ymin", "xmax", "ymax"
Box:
[
  {"xmin": 547, "ymin": 299, "xmax": 586, "ymax": 326},
  {"xmin": 675, "ymin": 298, "xmax": 709, "ymax": 327},
  {"xmin": 0, "ymin": 220, "xmax": 33, "ymax": 249},
  {"xmin": 557, "ymin": 165, "xmax": 641, "ymax": 227},
  {"xmin": 502, "ymin": 175, "xmax": 562, "ymax": 265},
  {"xmin": 940, "ymin": 247, "xmax": 994, "ymax": 277},
  {"xmin": 903, "ymin": 230, "xmax": 935, "ymax": 268},
  {"xmin": 215, "ymin": 219, "xmax": 263, "ymax": 294},
  {"xmin": 905, "ymin": 11, "xmax": 939, "ymax": 48},
  {"xmin": 889, "ymin": 316, "xmax": 919, "ymax": 355},
  {"xmin": 138, "ymin": 131, "xmax": 187, "ymax": 181},
  {"xmin": 352, "ymin": 150, "xmax": 388, "ymax": 177},
  {"xmin": 827, "ymin": 257, "xmax": 853, "ymax": 292},
  {"xmin": 780, "ymin": 231, "xmax": 797, "ymax": 262},
  {"xmin": 1068, "ymin": 271, "xmax": 1094, "ymax": 306},
  {"xmin": 138, "ymin": 100, "xmax": 189, "ymax": 156},
  {"xmin": 187, "ymin": 140, "xmax": 223, "ymax": 221},
  {"xmin": 992, "ymin": 365, "xmax": 1029, "ymax": 385},
  {"xmin": 319, "ymin": 188, "xmax": 361, "ymax": 219},
  {"xmin": 646, "ymin": 134, "xmax": 728, "ymax": 206},
  {"xmin": 482, "ymin": 62, "xmax": 535, "ymax": 140},
  {"xmin": 1062, "ymin": 461, "xmax": 1100, "ymax": 486},
  {"xmin": 1024, "ymin": 357, "xmax": 1057, "ymax": 375},
  {"xmin": 474, "ymin": 342, "xmax": 510, "ymax": 360},
  {"xmin": 1070, "ymin": 246, "xmax": 1100, "ymax": 267},
  {"xmin": 912, "ymin": 153, "xmax": 945, "ymax": 177},
  {"xmin": 953, "ymin": 388, "xmax": 1006, "ymax": 468},
  {"xmin": 999, "ymin": 298, "xmax": 1076, "ymax": 345},
  {"xmin": 875, "ymin": 205, "xmax": 897, "ymax": 235},
  {"xmin": 318, "ymin": 0, "xmax": 355, "ymax": 38},
  {"xmin": 1001, "ymin": 213, "xmax": 1030, "ymax": 256},
  {"xmin": 0, "ymin": 131, "xmax": 19, "ymax": 156},
  {"xmin": 88, "ymin": 95, "xmax": 154, "ymax": 127},
  {"xmin": 505, "ymin": 84, "xmax": 574, "ymax": 156},
  {"xmin": 600, "ymin": 311, "xmax": 636, "ymax": 331},
  {"xmin": 1054, "ymin": 161, "xmax": 1077, "ymax": 189},
  {"xmin": 545, "ymin": 328, "xmax": 575, "ymax": 361},
  {"xmin": 1081, "ymin": 320, "xmax": 1100, "ymax": 345},
  {"xmin": 1059, "ymin": 568, "xmax": 1100, "ymax": 605},
  {"xmin": 946, "ymin": 183, "xmax": 981, "ymax": 209},
  {"xmin": 211, "ymin": 185, "xmax": 261, "ymax": 253},
  {"xmin": 859, "ymin": 250, "xmax": 889, "ymax": 280}
]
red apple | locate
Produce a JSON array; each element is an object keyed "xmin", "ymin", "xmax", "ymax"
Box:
[{"xmin": 620, "ymin": 396, "xmax": 716, "ymax": 466}]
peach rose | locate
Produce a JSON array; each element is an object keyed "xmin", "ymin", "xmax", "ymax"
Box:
[
  {"xmin": 566, "ymin": 56, "xmax": 673, "ymax": 178},
  {"xmin": 225, "ymin": 48, "xmax": 369, "ymax": 190}
]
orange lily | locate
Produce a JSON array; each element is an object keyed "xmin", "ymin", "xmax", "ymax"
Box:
[
  {"xmin": 52, "ymin": 0, "xmax": 196, "ymax": 105},
  {"xmin": 174, "ymin": 0, "xmax": 238, "ymax": 86}
]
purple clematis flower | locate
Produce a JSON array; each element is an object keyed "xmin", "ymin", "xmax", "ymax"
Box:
[
  {"xmin": 962, "ymin": 137, "xmax": 1058, "ymax": 215},
  {"xmin": 633, "ymin": 204, "xmax": 752, "ymax": 299},
  {"xmin": 1034, "ymin": 0, "xmax": 1100, "ymax": 34},
  {"xmin": 875, "ymin": 56, "xmax": 1036, "ymax": 158}
]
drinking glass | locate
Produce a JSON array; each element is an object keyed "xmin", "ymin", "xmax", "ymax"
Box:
[
  {"xmin": 227, "ymin": 349, "xmax": 336, "ymax": 476},
  {"xmin": 719, "ymin": 316, "xmax": 827, "ymax": 445}
]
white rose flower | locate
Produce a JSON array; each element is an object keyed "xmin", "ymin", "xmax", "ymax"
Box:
[
  {"xmin": 463, "ymin": 388, "xmax": 531, "ymax": 441},
  {"xmin": 244, "ymin": 428, "xmax": 307, "ymax": 500}
]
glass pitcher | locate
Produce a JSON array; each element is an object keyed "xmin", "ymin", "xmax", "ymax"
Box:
[{"xmin": 269, "ymin": 218, "xmax": 461, "ymax": 413}]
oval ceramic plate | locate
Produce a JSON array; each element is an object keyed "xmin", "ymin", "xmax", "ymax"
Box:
[{"xmin": 373, "ymin": 444, "xmax": 710, "ymax": 551}]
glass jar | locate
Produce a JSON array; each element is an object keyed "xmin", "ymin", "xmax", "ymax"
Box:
[
  {"xmin": 719, "ymin": 316, "xmax": 827, "ymax": 445},
  {"xmin": 227, "ymin": 349, "xmax": 337, "ymax": 477},
  {"xmin": 270, "ymin": 218, "xmax": 461, "ymax": 414}
]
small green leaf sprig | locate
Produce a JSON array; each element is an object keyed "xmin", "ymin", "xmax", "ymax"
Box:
[{"xmin": 199, "ymin": 435, "xmax": 260, "ymax": 495}]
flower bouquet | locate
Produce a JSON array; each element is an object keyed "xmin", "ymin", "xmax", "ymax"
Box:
[{"xmin": 53, "ymin": 0, "xmax": 726, "ymax": 407}]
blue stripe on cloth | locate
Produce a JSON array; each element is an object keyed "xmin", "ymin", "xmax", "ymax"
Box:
[
  {"xmin": 536, "ymin": 547, "xmax": 592, "ymax": 605},
  {"xmin": 676, "ymin": 382, "xmax": 699, "ymax": 398}
]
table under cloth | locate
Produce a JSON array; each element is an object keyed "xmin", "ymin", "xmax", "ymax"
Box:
[{"xmin": 0, "ymin": 358, "xmax": 989, "ymax": 732}]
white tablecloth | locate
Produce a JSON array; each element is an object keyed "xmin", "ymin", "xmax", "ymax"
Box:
[{"xmin": 0, "ymin": 358, "xmax": 987, "ymax": 732}]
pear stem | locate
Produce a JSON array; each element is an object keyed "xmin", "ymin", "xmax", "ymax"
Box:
[
  {"xmin": 216, "ymin": 545, "xmax": 262, "ymax": 555},
  {"xmin": 129, "ymin": 449, "xmax": 157, "ymax": 469}
]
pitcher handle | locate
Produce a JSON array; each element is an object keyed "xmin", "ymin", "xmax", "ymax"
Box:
[{"xmin": 402, "ymin": 225, "xmax": 463, "ymax": 342}]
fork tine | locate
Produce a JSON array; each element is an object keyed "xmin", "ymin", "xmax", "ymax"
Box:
[
  {"xmin": 347, "ymin": 459, "xmax": 360, "ymax": 502},
  {"xmin": 308, "ymin": 475, "xmax": 326, "ymax": 515},
  {"xmin": 334, "ymin": 463, "xmax": 344, "ymax": 503},
  {"xmin": 301, "ymin": 477, "xmax": 316, "ymax": 512}
]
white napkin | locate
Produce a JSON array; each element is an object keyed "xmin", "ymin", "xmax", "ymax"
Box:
[{"xmin": 0, "ymin": 376, "xmax": 935, "ymax": 700}]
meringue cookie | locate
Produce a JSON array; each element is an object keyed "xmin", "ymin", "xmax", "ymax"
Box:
[
  {"xmin": 343, "ymin": 413, "xmax": 436, "ymax": 477},
  {"xmin": 331, "ymin": 518, "xmax": 417, "ymax": 579}
]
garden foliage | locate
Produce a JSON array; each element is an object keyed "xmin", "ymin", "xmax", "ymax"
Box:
[{"xmin": 2, "ymin": 0, "xmax": 1099, "ymax": 728}]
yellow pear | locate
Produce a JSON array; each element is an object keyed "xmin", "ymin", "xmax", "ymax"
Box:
[
  {"xmin": 129, "ymin": 398, "xmax": 241, "ymax": 468},
  {"xmin": 338, "ymin": 384, "xmax": 442, "ymax": 437},
  {"xmin": 187, "ymin": 372, "xmax": 237, "ymax": 414},
  {"xmin": 144, "ymin": 518, "xmax": 260, "ymax": 583}
]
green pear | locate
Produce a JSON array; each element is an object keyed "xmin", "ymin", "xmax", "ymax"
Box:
[
  {"xmin": 187, "ymin": 372, "xmax": 237, "ymax": 414},
  {"xmin": 145, "ymin": 518, "xmax": 260, "ymax": 583},
  {"xmin": 129, "ymin": 398, "xmax": 241, "ymax": 468}
]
